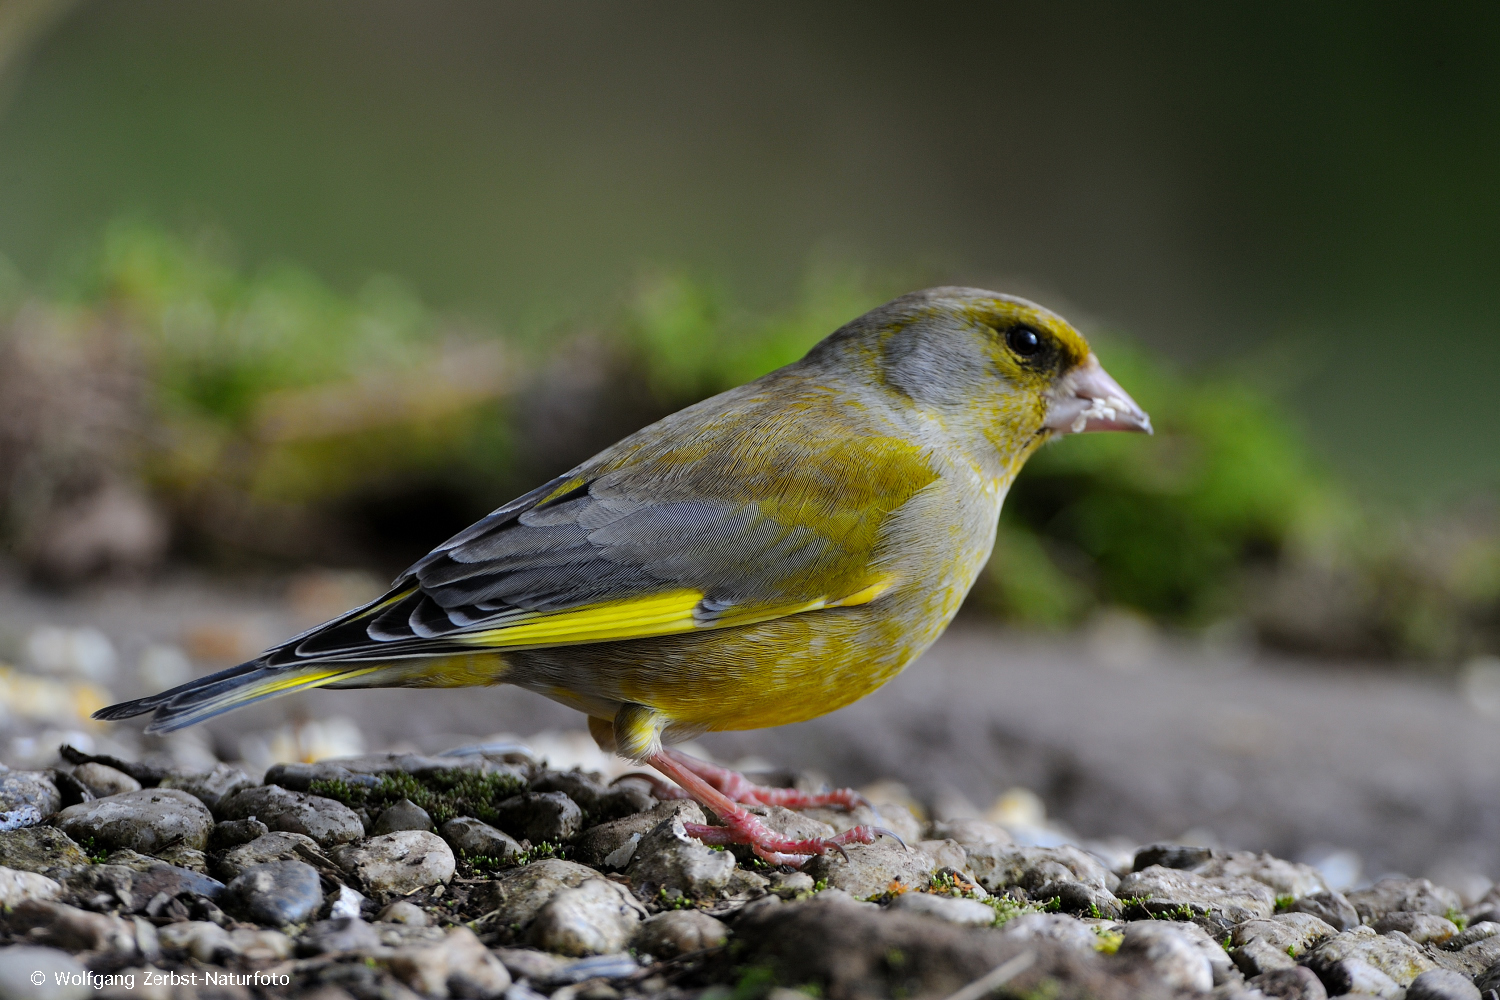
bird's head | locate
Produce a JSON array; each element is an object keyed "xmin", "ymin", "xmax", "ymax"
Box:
[{"xmin": 812, "ymin": 286, "xmax": 1151, "ymax": 478}]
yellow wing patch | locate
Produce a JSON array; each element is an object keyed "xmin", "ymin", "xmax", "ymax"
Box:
[{"xmin": 454, "ymin": 576, "xmax": 896, "ymax": 651}]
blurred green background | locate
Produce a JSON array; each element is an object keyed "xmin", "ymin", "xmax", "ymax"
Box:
[{"xmin": 0, "ymin": 1, "xmax": 1496, "ymax": 664}]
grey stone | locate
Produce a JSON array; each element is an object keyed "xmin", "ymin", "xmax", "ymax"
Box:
[
  {"xmin": 494, "ymin": 791, "xmax": 584, "ymax": 844},
  {"xmin": 3, "ymin": 900, "xmax": 153, "ymax": 957},
  {"xmin": 128, "ymin": 861, "xmax": 225, "ymax": 902},
  {"xmin": 1435, "ymin": 934, "xmax": 1500, "ymax": 979},
  {"xmin": 1406, "ymin": 968, "xmax": 1483, "ymax": 1000},
  {"xmin": 929, "ymin": 818, "xmax": 1015, "ymax": 851},
  {"xmin": 154, "ymin": 843, "xmax": 208, "ymax": 873},
  {"xmin": 54, "ymin": 863, "xmax": 136, "ymax": 910},
  {"xmin": 0, "ymin": 771, "xmax": 61, "ymax": 830},
  {"xmin": 472, "ymin": 857, "xmax": 601, "ymax": 930},
  {"xmin": 802, "ymin": 841, "xmax": 934, "ymax": 900},
  {"xmin": 373, "ymin": 798, "xmax": 435, "ymax": 835},
  {"xmin": 492, "ymin": 946, "xmax": 569, "ymax": 982},
  {"xmin": 158, "ymin": 763, "xmax": 255, "ymax": 812},
  {"xmin": 379, "ymin": 900, "xmax": 429, "ymax": 925},
  {"xmin": 625, "ymin": 809, "xmax": 736, "ymax": 898},
  {"xmin": 1115, "ymin": 864, "xmax": 1277, "ymax": 925},
  {"xmin": 744, "ymin": 804, "xmax": 837, "ymax": 842},
  {"xmin": 224, "ymin": 927, "xmax": 293, "ymax": 960},
  {"xmin": 1373, "ymin": 911, "xmax": 1461, "ymax": 945},
  {"xmin": 334, "ymin": 830, "xmax": 455, "ymax": 895},
  {"xmin": 208, "ymin": 816, "xmax": 270, "ymax": 851},
  {"xmin": 440, "ymin": 816, "xmax": 521, "ymax": 861},
  {"xmin": 769, "ymin": 871, "xmax": 816, "ymax": 898},
  {"xmin": 158, "ymin": 920, "xmax": 230, "ymax": 961},
  {"xmin": 531, "ymin": 770, "xmax": 655, "ymax": 822},
  {"xmin": 216, "ymin": 830, "xmax": 330, "ymax": 881},
  {"xmin": 1133, "ymin": 843, "xmax": 1218, "ymax": 871},
  {"xmin": 1446, "ymin": 922, "xmax": 1500, "ymax": 951},
  {"xmin": 55, "ymin": 787, "xmax": 213, "ymax": 853},
  {"xmin": 887, "ymin": 891, "xmax": 996, "ymax": 927},
  {"xmin": 1476, "ymin": 959, "xmax": 1500, "ymax": 994},
  {"xmin": 1246, "ymin": 966, "xmax": 1329, "ymax": 1000},
  {"xmin": 1347, "ymin": 878, "xmax": 1463, "ymax": 922},
  {"xmin": 800, "ymin": 801, "xmax": 926, "ymax": 848},
  {"xmin": 0, "ymin": 945, "xmax": 89, "ymax": 1000},
  {"xmin": 384, "ymin": 925, "xmax": 511, "ymax": 998},
  {"xmin": 70, "ymin": 763, "xmax": 141, "ymax": 798},
  {"xmin": 375, "ymin": 922, "xmax": 448, "ymax": 949},
  {"xmin": 0, "ymin": 865, "xmax": 60, "ymax": 907},
  {"xmin": 0, "ymin": 827, "xmax": 90, "ymax": 873},
  {"xmin": 524, "ymin": 878, "xmax": 647, "ymax": 956},
  {"xmin": 1289, "ymin": 890, "xmax": 1363, "ymax": 931},
  {"xmin": 224, "ymin": 859, "xmax": 325, "ymax": 926},
  {"xmin": 1305, "ymin": 925, "xmax": 1438, "ymax": 994},
  {"xmin": 299, "ymin": 916, "xmax": 385, "ymax": 956},
  {"xmin": 1117, "ymin": 920, "xmax": 1215, "ymax": 992},
  {"xmin": 1231, "ymin": 913, "xmax": 1339, "ymax": 975},
  {"xmin": 1030, "ymin": 880, "xmax": 1123, "ymax": 919},
  {"xmin": 1193, "ymin": 851, "xmax": 1328, "ymax": 899},
  {"xmin": 219, "ymin": 785, "xmax": 365, "ymax": 847},
  {"xmin": 574, "ymin": 800, "xmax": 699, "ymax": 867},
  {"xmin": 633, "ymin": 909, "xmax": 729, "ymax": 957},
  {"xmin": 964, "ymin": 844, "xmax": 1117, "ymax": 895},
  {"xmin": 268, "ymin": 751, "xmax": 528, "ymax": 789},
  {"xmin": 538, "ymin": 953, "xmax": 642, "ymax": 987},
  {"xmin": 996, "ymin": 912, "xmax": 1100, "ymax": 951}
]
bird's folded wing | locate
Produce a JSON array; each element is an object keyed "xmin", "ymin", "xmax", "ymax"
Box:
[{"xmin": 259, "ymin": 452, "xmax": 930, "ymax": 669}]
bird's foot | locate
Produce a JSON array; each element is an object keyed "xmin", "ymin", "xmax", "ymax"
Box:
[
  {"xmin": 647, "ymin": 748, "xmax": 900, "ymax": 867},
  {"xmin": 683, "ymin": 817, "xmax": 881, "ymax": 867},
  {"xmin": 644, "ymin": 747, "xmax": 868, "ymax": 809}
]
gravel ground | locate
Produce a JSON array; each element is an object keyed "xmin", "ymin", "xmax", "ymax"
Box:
[{"xmin": 1, "ymin": 572, "xmax": 1496, "ymax": 886}]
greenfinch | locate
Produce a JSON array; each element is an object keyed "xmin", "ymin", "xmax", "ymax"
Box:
[{"xmin": 97, "ymin": 287, "xmax": 1149, "ymax": 863}]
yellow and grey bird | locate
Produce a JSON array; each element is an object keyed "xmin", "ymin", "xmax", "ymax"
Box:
[{"xmin": 96, "ymin": 287, "xmax": 1149, "ymax": 863}]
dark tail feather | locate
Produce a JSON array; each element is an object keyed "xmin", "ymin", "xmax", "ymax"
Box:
[{"xmin": 92, "ymin": 657, "xmax": 381, "ymax": 734}]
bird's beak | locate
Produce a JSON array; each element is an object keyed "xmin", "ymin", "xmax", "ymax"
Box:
[{"xmin": 1044, "ymin": 353, "xmax": 1153, "ymax": 435}]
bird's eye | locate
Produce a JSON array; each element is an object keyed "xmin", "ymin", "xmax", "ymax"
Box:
[{"xmin": 1006, "ymin": 326, "xmax": 1043, "ymax": 358}]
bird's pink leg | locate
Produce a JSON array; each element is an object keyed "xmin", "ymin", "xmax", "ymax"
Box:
[
  {"xmin": 646, "ymin": 749, "xmax": 884, "ymax": 867},
  {"xmin": 642, "ymin": 747, "xmax": 869, "ymax": 809}
]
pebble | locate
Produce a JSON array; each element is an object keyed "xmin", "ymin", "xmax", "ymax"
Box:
[
  {"xmin": 1406, "ymin": 968, "xmax": 1483, "ymax": 1000},
  {"xmin": 963, "ymin": 843, "xmax": 1118, "ymax": 895},
  {"xmin": 1305, "ymin": 925, "xmax": 1438, "ymax": 995},
  {"xmin": 494, "ymin": 791, "xmax": 584, "ymax": 844},
  {"xmin": 373, "ymin": 798, "xmax": 435, "ymax": 834},
  {"xmin": 531, "ymin": 770, "xmax": 655, "ymax": 822},
  {"xmin": 219, "ymin": 785, "xmax": 365, "ymax": 847},
  {"xmin": 385, "ymin": 926, "xmax": 511, "ymax": 999},
  {"xmin": 471, "ymin": 858, "xmax": 602, "ymax": 930},
  {"xmin": 1191, "ymin": 850, "xmax": 1329, "ymax": 899},
  {"xmin": 632, "ymin": 909, "xmax": 730, "ymax": 957},
  {"xmin": 55, "ymin": 788, "xmax": 214, "ymax": 853},
  {"xmin": 333, "ymin": 830, "xmax": 455, "ymax": 895},
  {"xmin": 800, "ymin": 839, "xmax": 934, "ymax": 899},
  {"xmin": 0, "ymin": 771, "xmax": 62, "ymax": 830},
  {"xmin": 1116, "ymin": 920, "xmax": 1215, "ymax": 993},
  {"xmin": 208, "ymin": 816, "xmax": 270, "ymax": 851},
  {"xmin": 5, "ymin": 900, "xmax": 154, "ymax": 958},
  {"xmin": 1231, "ymin": 913, "xmax": 1339, "ymax": 975},
  {"xmin": 930, "ymin": 818, "xmax": 1015, "ymax": 850},
  {"xmin": 324, "ymin": 883, "xmax": 367, "ymax": 920},
  {"xmin": 158, "ymin": 763, "xmax": 255, "ymax": 812},
  {"xmin": 888, "ymin": 890, "xmax": 996, "ymax": 927},
  {"xmin": 1001, "ymin": 911, "xmax": 1106, "ymax": 952},
  {"xmin": 538, "ymin": 952, "xmax": 642, "ymax": 987},
  {"xmin": 1347, "ymin": 877, "xmax": 1463, "ymax": 922},
  {"xmin": 1475, "ymin": 962, "xmax": 1500, "ymax": 995},
  {"xmin": 1114, "ymin": 864, "xmax": 1277, "ymax": 926},
  {"xmin": 224, "ymin": 859, "xmax": 325, "ymax": 926},
  {"xmin": 574, "ymin": 800, "xmax": 700, "ymax": 867},
  {"xmin": 129, "ymin": 861, "xmax": 226, "ymax": 902},
  {"xmin": 0, "ymin": 827, "xmax": 90, "ymax": 872},
  {"xmin": 379, "ymin": 900, "xmax": 429, "ymax": 925},
  {"xmin": 802, "ymin": 801, "xmax": 926, "ymax": 847},
  {"xmin": 624, "ymin": 808, "xmax": 736, "ymax": 898},
  {"xmin": 216, "ymin": 831, "xmax": 328, "ymax": 880},
  {"xmin": 1246, "ymin": 966, "xmax": 1329, "ymax": 1000},
  {"xmin": 298, "ymin": 917, "xmax": 386, "ymax": 956},
  {"xmin": 0, "ymin": 945, "xmax": 89, "ymax": 1000},
  {"xmin": 225, "ymin": 927, "xmax": 293, "ymax": 961},
  {"xmin": 440, "ymin": 816, "xmax": 522, "ymax": 861},
  {"xmin": 524, "ymin": 878, "xmax": 647, "ymax": 956},
  {"xmin": 70, "ymin": 763, "xmax": 141, "ymax": 798},
  {"xmin": 1373, "ymin": 911, "xmax": 1460, "ymax": 944},
  {"xmin": 1288, "ymin": 889, "xmax": 1363, "ymax": 931},
  {"xmin": 768, "ymin": 871, "xmax": 815, "ymax": 898},
  {"xmin": 0, "ymin": 865, "xmax": 60, "ymax": 907}
]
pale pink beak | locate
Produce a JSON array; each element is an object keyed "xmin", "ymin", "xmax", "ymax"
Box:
[{"xmin": 1044, "ymin": 353, "xmax": 1152, "ymax": 435}]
